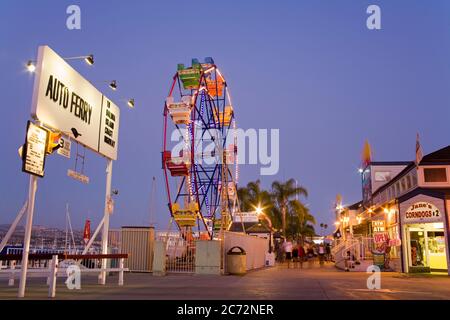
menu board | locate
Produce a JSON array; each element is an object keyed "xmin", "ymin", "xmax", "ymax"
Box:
[{"xmin": 22, "ymin": 121, "xmax": 48, "ymax": 177}]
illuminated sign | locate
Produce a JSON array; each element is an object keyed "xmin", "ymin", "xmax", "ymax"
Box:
[
  {"xmin": 233, "ymin": 211, "xmax": 259, "ymax": 223},
  {"xmin": 404, "ymin": 202, "xmax": 441, "ymax": 223},
  {"xmin": 22, "ymin": 121, "xmax": 48, "ymax": 177},
  {"xmin": 31, "ymin": 46, "xmax": 119, "ymax": 160},
  {"xmin": 372, "ymin": 220, "xmax": 385, "ymax": 233}
]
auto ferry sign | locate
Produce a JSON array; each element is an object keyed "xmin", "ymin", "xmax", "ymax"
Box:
[{"xmin": 31, "ymin": 46, "xmax": 119, "ymax": 160}]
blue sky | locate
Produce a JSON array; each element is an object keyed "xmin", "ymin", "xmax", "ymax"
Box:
[{"xmin": 1, "ymin": 0, "xmax": 450, "ymax": 232}]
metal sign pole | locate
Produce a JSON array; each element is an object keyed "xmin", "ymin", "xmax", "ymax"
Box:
[
  {"xmin": 100, "ymin": 158, "xmax": 113, "ymax": 285},
  {"xmin": 18, "ymin": 175, "xmax": 38, "ymax": 298}
]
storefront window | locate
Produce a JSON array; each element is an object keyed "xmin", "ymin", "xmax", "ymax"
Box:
[
  {"xmin": 375, "ymin": 171, "xmax": 391, "ymax": 182},
  {"xmin": 388, "ymin": 225, "xmax": 400, "ymax": 258},
  {"xmin": 424, "ymin": 168, "xmax": 447, "ymax": 183},
  {"xmin": 427, "ymin": 231, "xmax": 446, "ymax": 254},
  {"xmin": 406, "ymin": 224, "xmax": 448, "ymax": 272}
]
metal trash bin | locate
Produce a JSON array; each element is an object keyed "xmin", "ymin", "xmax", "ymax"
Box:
[
  {"xmin": 265, "ymin": 252, "xmax": 275, "ymax": 267},
  {"xmin": 227, "ymin": 246, "xmax": 246, "ymax": 275}
]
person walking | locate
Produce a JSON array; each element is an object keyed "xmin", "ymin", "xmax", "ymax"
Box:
[
  {"xmin": 275, "ymin": 240, "xmax": 283, "ymax": 263},
  {"xmin": 282, "ymin": 238, "xmax": 293, "ymax": 268},
  {"xmin": 292, "ymin": 241, "xmax": 299, "ymax": 268},
  {"xmin": 318, "ymin": 244, "xmax": 325, "ymax": 266},
  {"xmin": 325, "ymin": 243, "xmax": 331, "ymax": 262},
  {"xmin": 307, "ymin": 245, "xmax": 314, "ymax": 268},
  {"xmin": 298, "ymin": 243, "xmax": 306, "ymax": 269}
]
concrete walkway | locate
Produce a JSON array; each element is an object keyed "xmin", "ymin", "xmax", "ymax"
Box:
[{"xmin": 1, "ymin": 262, "xmax": 450, "ymax": 300}]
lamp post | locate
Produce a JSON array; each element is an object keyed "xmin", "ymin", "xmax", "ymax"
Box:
[
  {"xmin": 256, "ymin": 205, "xmax": 273, "ymax": 253},
  {"xmin": 26, "ymin": 54, "xmax": 94, "ymax": 73}
]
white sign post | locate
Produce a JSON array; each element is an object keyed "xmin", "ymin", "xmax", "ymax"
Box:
[
  {"xmin": 18, "ymin": 174, "xmax": 37, "ymax": 298},
  {"xmin": 18, "ymin": 45, "xmax": 121, "ymax": 297},
  {"xmin": 99, "ymin": 159, "xmax": 113, "ymax": 285}
]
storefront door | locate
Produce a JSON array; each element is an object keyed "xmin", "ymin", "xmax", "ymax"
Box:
[{"xmin": 406, "ymin": 223, "xmax": 447, "ymax": 272}]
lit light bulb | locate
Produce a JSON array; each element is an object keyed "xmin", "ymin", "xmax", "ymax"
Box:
[{"xmin": 26, "ymin": 61, "xmax": 36, "ymax": 73}]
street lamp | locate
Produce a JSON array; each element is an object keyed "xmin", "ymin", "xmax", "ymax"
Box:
[
  {"xmin": 26, "ymin": 54, "xmax": 94, "ymax": 73},
  {"xmin": 84, "ymin": 54, "xmax": 94, "ymax": 66},
  {"xmin": 26, "ymin": 61, "xmax": 36, "ymax": 73},
  {"xmin": 108, "ymin": 80, "xmax": 117, "ymax": 91},
  {"xmin": 255, "ymin": 205, "xmax": 273, "ymax": 253},
  {"xmin": 127, "ymin": 98, "xmax": 135, "ymax": 108},
  {"xmin": 64, "ymin": 54, "xmax": 94, "ymax": 66}
]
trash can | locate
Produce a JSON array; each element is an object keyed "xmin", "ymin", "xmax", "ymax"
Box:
[
  {"xmin": 265, "ymin": 252, "xmax": 275, "ymax": 267},
  {"xmin": 227, "ymin": 246, "xmax": 246, "ymax": 275}
]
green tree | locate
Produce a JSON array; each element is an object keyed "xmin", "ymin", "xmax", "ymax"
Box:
[
  {"xmin": 237, "ymin": 180, "xmax": 276, "ymax": 224},
  {"xmin": 271, "ymin": 179, "xmax": 308, "ymax": 237},
  {"xmin": 286, "ymin": 200, "xmax": 316, "ymax": 242}
]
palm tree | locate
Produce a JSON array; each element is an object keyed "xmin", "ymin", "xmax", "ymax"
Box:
[
  {"xmin": 237, "ymin": 180, "xmax": 277, "ymax": 226},
  {"xmin": 237, "ymin": 180, "xmax": 272, "ymax": 212},
  {"xmin": 271, "ymin": 179, "xmax": 308, "ymax": 237},
  {"xmin": 287, "ymin": 200, "xmax": 316, "ymax": 242}
]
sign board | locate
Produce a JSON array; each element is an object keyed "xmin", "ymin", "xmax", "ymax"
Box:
[
  {"xmin": 31, "ymin": 46, "xmax": 119, "ymax": 160},
  {"xmin": 389, "ymin": 238, "xmax": 401, "ymax": 247},
  {"xmin": 57, "ymin": 135, "xmax": 71, "ymax": 158},
  {"xmin": 233, "ymin": 211, "xmax": 259, "ymax": 223},
  {"xmin": 67, "ymin": 169, "xmax": 89, "ymax": 184},
  {"xmin": 404, "ymin": 202, "xmax": 441, "ymax": 224},
  {"xmin": 22, "ymin": 121, "xmax": 48, "ymax": 177},
  {"xmin": 373, "ymin": 232, "xmax": 389, "ymax": 244},
  {"xmin": 372, "ymin": 220, "xmax": 386, "ymax": 233}
]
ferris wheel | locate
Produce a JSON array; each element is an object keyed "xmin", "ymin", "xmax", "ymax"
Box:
[{"xmin": 162, "ymin": 57, "xmax": 239, "ymax": 239}]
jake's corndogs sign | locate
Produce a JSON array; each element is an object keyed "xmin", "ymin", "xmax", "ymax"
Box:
[
  {"xmin": 31, "ymin": 46, "xmax": 119, "ymax": 160},
  {"xmin": 404, "ymin": 202, "xmax": 441, "ymax": 223}
]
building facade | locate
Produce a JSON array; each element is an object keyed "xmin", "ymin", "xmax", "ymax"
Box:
[{"xmin": 337, "ymin": 146, "xmax": 450, "ymax": 274}]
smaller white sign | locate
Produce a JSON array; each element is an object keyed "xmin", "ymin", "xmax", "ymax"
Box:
[
  {"xmin": 67, "ymin": 169, "xmax": 89, "ymax": 184},
  {"xmin": 57, "ymin": 135, "xmax": 71, "ymax": 158},
  {"xmin": 233, "ymin": 211, "xmax": 259, "ymax": 223},
  {"xmin": 404, "ymin": 202, "xmax": 441, "ymax": 223},
  {"xmin": 22, "ymin": 121, "xmax": 48, "ymax": 177}
]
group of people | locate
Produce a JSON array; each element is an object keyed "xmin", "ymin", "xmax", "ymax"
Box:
[{"xmin": 277, "ymin": 238, "xmax": 332, "ymax": 268}]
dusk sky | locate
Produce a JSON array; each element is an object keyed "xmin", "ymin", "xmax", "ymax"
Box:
[{"xmin": 1, "ymin": 0, "xmax": 450, "ymax": 232}]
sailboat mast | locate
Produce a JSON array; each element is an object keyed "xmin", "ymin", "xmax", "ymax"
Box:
[
  {"xmin": 150, "ymin": 176, "xmax": 156, "ymax": 227},
  {"xmin": 65, "ymin": 203, "xmax": 69, "ymax": 253}
]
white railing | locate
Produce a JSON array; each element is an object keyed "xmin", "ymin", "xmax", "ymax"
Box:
[
  {"xmin": 156, "ymin": 232, "xmax": 195, "ymax": 273},
  {"xmin": 0, "ymin": 253, "xmax": 128, "ymax": 298},
  {"xmin": 332, "ymin": 236, "xmax": 375, "ymax": 264}
]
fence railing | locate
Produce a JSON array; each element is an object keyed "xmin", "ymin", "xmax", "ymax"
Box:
[
  {"xmin": 165, "ymin": 236, "xmax": 196, "ymax": 273},
  {"xmin": 332, "ymin": 236, "xmax": 375, "ymax": 264},
  {"xmin": 0, "ymin": 253, "xmax": 128, "ymax": 297}
]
